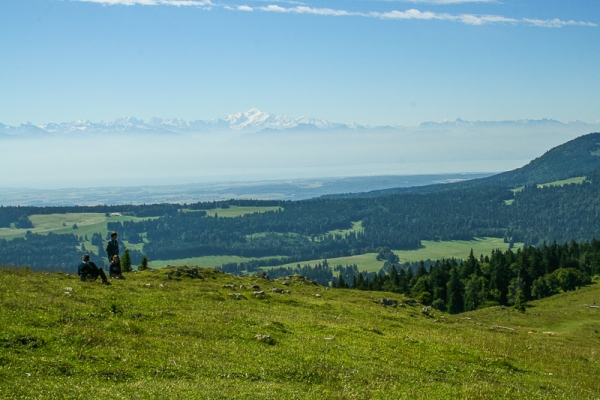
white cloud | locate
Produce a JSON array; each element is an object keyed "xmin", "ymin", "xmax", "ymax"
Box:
[
  {"xmin": 374, "ymin": 9, "xmax": 446, "ymax": 21},
  {"xmin": 259, "ymin": 5, "xmax": 357, "ymax": 16},
  {"xmin": 372, "ymin": 9, "xmax": 518, "ymax": 25},
  {"xmin": 404, "ymin": 0, "xmax": 497, "ymax": 3},
  {"xmin": 73, "ymin": 0, "xmax": 597, "ymax": 28},
  {"xmin": 76, "ymin": 0, "xmax": 214, "ymax": 6},
  {"xmin": 523, "ymin": 18, "xmax": 597, "ymax": 28},
  {"xmin": 456, "ymin": 13, "xmax": 516, "ymax": 25}
]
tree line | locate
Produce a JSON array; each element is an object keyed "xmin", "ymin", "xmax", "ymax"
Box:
[
  {"xmin": 333, "ymin": 240, "xmax": 598, "ymax": 313},
  {"xmin": 2, "ymin": 168, "xmax": 600, "ymax": 272}
]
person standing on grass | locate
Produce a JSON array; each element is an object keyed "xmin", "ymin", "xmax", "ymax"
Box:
[
  {"xmin": 78, "ymin": 254, "xmax": 110, "ymax": 285},
  {"xmin": 106, "ymin": 231, "xmax": 120, "ymax": 264}
]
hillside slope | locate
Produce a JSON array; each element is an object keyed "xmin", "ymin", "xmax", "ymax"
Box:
[
  {"xmin": 331, "ymin": 132, "xmax": 600, "ymax": 199},
  {"xmin": 1, "ymin": 266, "xmax": 599, "ymax": 399},
  {"xmin": 480, "ymin": 131, "xmax": 600, "ymax": 187}
]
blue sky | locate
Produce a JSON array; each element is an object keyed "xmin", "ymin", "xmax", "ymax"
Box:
[{"xmin": 1, "ymin": 0, "xmax": 599, "ymax": 126}]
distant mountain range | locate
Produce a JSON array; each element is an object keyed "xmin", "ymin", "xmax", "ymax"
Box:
[
  {"xmin": 1, "ymin": 109, "xmax": 598, "ymax": 137},
  {"xmin": 0, "ymin": 109, "xmax": 346, "ymax": 137}
]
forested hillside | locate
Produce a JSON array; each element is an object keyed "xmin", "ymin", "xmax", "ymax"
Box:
[
  {"xmin": 125, "ymin": 167, "xmax": 600, "ymax": 264},
  {"xmin": 336, "ymin": 240, "xmax": 599, "ymax": 313},
  {"xmin": 1, "ymin": 133, "xmax": 600, "ymax": 276},
  {"xmin": 330, "ymin": 131, "xmax": 600, "ymax": 198}
]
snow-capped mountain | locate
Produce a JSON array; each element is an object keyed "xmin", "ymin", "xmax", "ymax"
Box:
[
  {"xmin": 222, "ymin": 108, "xmax": 341, "ymax": 130},
  {"xmin": 0, "ymin": 109, "xmax": 345, "ymax": 137},
  {"xmin": 1, "ymin": 112, "xmax": 598, "ymax": 138}
]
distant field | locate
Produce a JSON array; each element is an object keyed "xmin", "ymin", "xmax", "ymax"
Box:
[
  {"xmin": 0, "ymin": 207, "xmax": 279, "ymax": 242},
  {"xmin": 2, "ymin": 210, "xmax": 520, "ymax": 273},
  {"xmin": 511, "ymin": 176, "xmax": 585, "ymax": 195},
  {"xmin": 270, "ymin": 237, "xmax": 523, "ymax": 273},
  {"xmin": 149, "ymin": 255, "xmax": 259, "ymax": 269},
  {"xmin": 326, "ymin": 221, "xmax": 363, "ymax": 237},
  {"xmin": 396, "ymin": 237, "xmax": 523, "ymax": 263},
  {"xmin": 0, "ymin": 212, "xmax": 155, "ymax": 258},
  {"xmin": 0, "ymin": 213, "xmax": 110, "ymax": 241},
  {"xmin": 272, "ymin": 253, "xmax": 384, "ymax": 272},
  {"xmin": 537, "ymin": 176, "xmax": 586, "ymax": 188},
  {"xmin": 196, "ymin": 205, "xmax": 283, "ymax": 218}
]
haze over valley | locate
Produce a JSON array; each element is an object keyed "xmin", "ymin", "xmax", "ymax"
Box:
[{"xmin": 2, "ymin": 109, "xmax": 598, "ymax": 193}]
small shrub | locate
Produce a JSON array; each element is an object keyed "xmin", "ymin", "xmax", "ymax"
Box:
[{"xmin": 431, "ymin": 298, "xmax": 446, "ymax": 312}]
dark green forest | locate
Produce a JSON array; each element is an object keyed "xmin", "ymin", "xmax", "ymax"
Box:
[
  {"xmin": 2, "ymin": 167, "xmax": 600, "ymax": 273},
  {"xmin": 109, "ymin": 166, "xmax": 600, "ymax": 264},
  {"xmin": 334, "ymin": 240, "xmax": 599, "ymax": 313},
  {"xmin": 0, "ymin": 133, "xmax": 600, "ymax": 290}
]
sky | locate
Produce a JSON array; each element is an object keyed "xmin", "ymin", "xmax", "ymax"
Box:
[{"xmin": 1, "ymin": 0, "xmax": 599, "ymax": 127}]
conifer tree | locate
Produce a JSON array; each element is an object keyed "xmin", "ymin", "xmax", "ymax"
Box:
[
  {"xmin": 121, "ymin": 248, "xmax": 132, "ymax": 273},
  {"xmin": 446, "ymin": 267, "xmax": 464, "ymax": 314},
  {"xmin": 138, "ymin": 255, "xmax": 149, "ymax": 271},
  {"xmin": 336, "ymin": 272, "xmax": 348, "ymax": 288},
  {"xmin": 514, "ymin": 289, "xmax": 526, "ymax": 312}
]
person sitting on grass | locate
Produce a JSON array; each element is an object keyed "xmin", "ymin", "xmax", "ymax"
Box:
[
  {"xmin": 78, "ymin": 254, "xmax": 110, "ymax": 285},
  {"xmin": 108, "ymin": 255, "xmax": 125, "ymax": 279}
]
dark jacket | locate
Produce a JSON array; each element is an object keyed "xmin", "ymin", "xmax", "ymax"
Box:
[
  {"xmin": 106, "ymin": 239, "xmax": 119, "ymax": 261},
  {"xmin": 109, "ymin": 261, "xmax": 122, "ymax": 276},
  {"xmin": 78, "ymin": 261, "xmax": 101, "ymax": 280}
]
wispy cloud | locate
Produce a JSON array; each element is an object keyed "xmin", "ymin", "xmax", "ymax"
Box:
[
  {"xmin": 76, "ymin": 0, "xmax": 214, "ymax": 6},
  {"xmin": 73, "ymin": 0, "xmax": 597, "ymax": 28},
  {"xmin": 259, "ymin": 5, "xmax": 357, "ymax": 16},
  {"xmin": 403, "ymin": 0, "xmax": 498, "ymax": 3},
  {"xmin": 256, "ymin": 5, "xmax": 595, "ymax": 27},
  {"xmin": 372, "ymin": 9, "xmax": 517, "ymax": 25},
  {"xmin": 523, "ymin": 18, "xmax": 597, "ymax": 28}
]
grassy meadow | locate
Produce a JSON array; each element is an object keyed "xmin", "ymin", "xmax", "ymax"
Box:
[
  {"xmin": 197, "ymin": 205, "xmax": 283, "ymax": 218},
  {"xmin": 1, "ymin": 266, "xmax": 599, "ymax": 399},
  {"xmin": 148, "ymin": 254, "xmax": 256, "ymax": 269},
  {"xmin": 273, "ymin": 237, "xmax": 522, "ymax": 273},
  {"xmin": 396, "ymin": 237, "xmax": 524, "ymax": 264},
  {"xmin": 0, "ymin": 206, "xmax": 282, "ymax": 261},
  {"xmin": 1, "ymin": 208, "xmax": 519, "ymax": 275}
]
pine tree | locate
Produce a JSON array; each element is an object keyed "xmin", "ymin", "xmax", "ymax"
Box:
[
  {"xmin": 514, "ymin": 289, "xmax": 526, "ymax": 312},
  {"xmin": 337, "ymin": 273, "xmax": 348, "ymax": 288},
  {"xmin": 446, "ymin": 267, "xmax": 464, "ymax": 314},
  {"xmin": 121, "ymin": 248, "xmax": 132, "ymax": 273},
  {"xmin": 138, "ymin": 255, "xmax": 149, "ymax": 271}
]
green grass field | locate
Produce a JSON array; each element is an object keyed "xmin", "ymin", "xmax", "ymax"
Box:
[
  {"xmin": 326, "ymin": 221, "xmax": 364, "ymax": 238},
  {"xmin": 0, "ymin": 206, "xmax": 280, "ymax": 242},
  {"xmin": 148, "ymin": 255, "xmax": 259, "ymax": 269},
  {"xmin": 538, "ymin": 176, "xmax": 586, "ymax": 188},
  {"xmin": 0, "ymin": 213, "xmax": 155, "ymax": 259},
  {"xmin": 510, "ymin": 176, "xmax": 586, "ymax": 197},
  {"xmin": 272, "ymin": 237, "xmax": 523, "ymax": 273},
  {"xmin": 1, "ymin": 210, "xmax": 523, "ymax": 277},
  {"xmin": 397, "ymin": 237, "xmax": 523, "ymax": 263},
  {"xmin": 1, "ymin": 266, "xmax": 598, "ymax": 398},
  {"xmin": 193, "ymin": 205, "xmax": 283, "ymax": 218}
]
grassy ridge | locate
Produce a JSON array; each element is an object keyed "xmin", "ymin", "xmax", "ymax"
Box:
[{"xmin": 1, "ymin": 266, "xmax": 599, "ymax": 398}]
